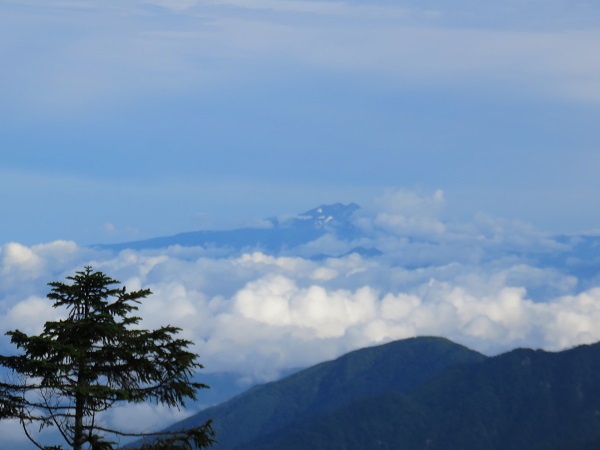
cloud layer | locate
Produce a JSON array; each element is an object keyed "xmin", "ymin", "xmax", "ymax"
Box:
[
  {"xmin": 1, "ymin": 189, "xmax": 599, "ymax": 446},
  {"xmin": 0, "ymin": 190, "xmax": 596, "ymax": 379}
]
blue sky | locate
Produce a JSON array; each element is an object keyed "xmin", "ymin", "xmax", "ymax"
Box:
[
  {"xmin": 3, "ymin": 2, "xmax": 600, "ymax": 445},
  {"xmin": 2, "ymin": 0, "xmax": 600, "ymax": 245}
]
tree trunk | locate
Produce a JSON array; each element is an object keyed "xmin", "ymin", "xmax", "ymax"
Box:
[
  {"xmin": 73, "ymin": 390, "xmax": 84, "ymax": 450},
  {"xmin": 73, "ymin": 293, "xmax": 91, "ymax": 450}
]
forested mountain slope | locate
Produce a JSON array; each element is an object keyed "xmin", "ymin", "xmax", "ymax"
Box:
[
  {"xmin": 238, "ymin": 342, "xmax": 600, "ymax": 450},
  {"xmin": 138, "ymin": 337, "xmax": 484, "ymax": 448},
  {"xmin": 132, "ymin": 337, "xmax": 600, "ymax": 449}
]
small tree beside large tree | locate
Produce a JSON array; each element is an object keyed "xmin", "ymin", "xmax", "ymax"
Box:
[{"xmin": 0, "ymin": 267, "xmax": 215, "ymax": 450}]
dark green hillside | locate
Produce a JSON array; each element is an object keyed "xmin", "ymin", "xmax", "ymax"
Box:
[
  {"xmin": 158, "ymin": 337, "xmax": 485, "ymax": 449},
  {"xmin": 240, "ymin": 342, "xmax": 600, "ymax": 450}
]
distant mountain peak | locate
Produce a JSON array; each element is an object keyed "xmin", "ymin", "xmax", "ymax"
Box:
[
  {"xmin": 300, "ymin": 203, "xmax": 360, "ymax": 222},
  {"xmin": 277, "ymin": 203, "xmax": 360, "ymax": 230},
  {"xmin": 98, "ymin": 202, "xmax": 365, "ymax": 254}
]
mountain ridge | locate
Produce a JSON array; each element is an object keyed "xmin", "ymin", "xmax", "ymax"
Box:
[
  {"xmin": 97, "ymin": 202, "xmax": 600, "ymax": 289},
  {"xmin": 129, "ymin": 337, "xmax": 600, "ymax": 450},
  {"xmin": 99, "ymin": 203, "xmax": 364, "ymax": 254},
  {"xmin": 236, "ymin": 341, "xmax": 600, "ymax": 450},
  {"xmin": 130, "ymin": 336, "xmax": 485, "ymax": 449}
]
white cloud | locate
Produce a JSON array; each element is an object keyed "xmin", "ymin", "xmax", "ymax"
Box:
[
  {"xmin": 100, "ymin": 402, "xmax": 196, "ymax": 435},
  {"xmin": 232, "ymin": 276, "xmax": 378, "ymax": 339},
  {"xmin": 1, "ymin": 296, "xmax": 62, "ymax": 336},
  {"xmin": 367, "ymin": 188, "xmax": 446, "ymax": 237},
  {"xmin": 1, "ymin": 189, "xmax": 600, "ymax": 440},
  {"xmin": 1, "ymin": 242, "xmax": 44, "ymax": 277},
  {"xmin": 541, "ymin": 288, "xmax": 600, "ymax": 349}
]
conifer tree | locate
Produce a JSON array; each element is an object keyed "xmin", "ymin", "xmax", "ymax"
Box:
[{"xmin": 0, "ymin": 267, "xmax": 215, "ymax": 450}]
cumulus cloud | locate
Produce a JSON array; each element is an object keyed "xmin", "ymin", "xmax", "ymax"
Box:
[
  {"xmin": 1, "ymin": 242, "xmax": 44, "ymax": 277},
  {"xmin": 1, "ymin": 295, "xmax": 62, "ymax": 336},
  {"xmin": 1, "ymin": 191, "xmax": 599, "ymax": 440},
  {"xmin": 360, "ymin": 188, "xmax": 446, "ymax": 237},
  {"xmin": 99, "ymin": 402, "xmax": 196, "ymax": 444},
  {"xmin": 0, "ymin": 206, "xmax": 594, "ymax": 372}
]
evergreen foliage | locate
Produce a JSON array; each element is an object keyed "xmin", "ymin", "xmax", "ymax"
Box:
[{"xmin": 0, "ymin": 267, "xmax": 215, "ymax": 450}]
